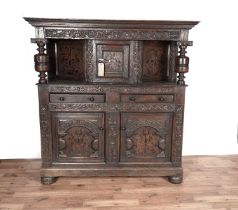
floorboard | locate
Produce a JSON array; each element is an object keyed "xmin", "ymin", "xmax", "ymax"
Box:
[{"xmin": 0, "ymin": 155, "xmax": 238, "ymax": 210}]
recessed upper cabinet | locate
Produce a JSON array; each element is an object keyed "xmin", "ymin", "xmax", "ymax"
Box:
[{"xmin": 48, "ymin": 39, "xmax": 176, "ymax": 83}]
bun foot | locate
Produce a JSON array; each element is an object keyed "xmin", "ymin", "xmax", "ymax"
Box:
[
  {"xmin": 41, "ymin": 176, "xmax": 57, "ymax": 185},
  {"xmin": 168, "ymin": 175, "xmax": 183, "ymax": 184}
]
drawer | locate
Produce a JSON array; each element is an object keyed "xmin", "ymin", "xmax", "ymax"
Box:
[
  {"xmin": 50, "ymin": 94, "xmax": 105, "ymax": 103},
  {"xmin": 120, "ymin": 94, "xmax": 174, "ymax": 103}
]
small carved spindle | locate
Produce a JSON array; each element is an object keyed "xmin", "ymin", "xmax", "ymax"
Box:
[
  {"xmin": 175, "ymin": 41, "xmax": 193, "ymax": 85},
  {"xmin": 32, "ymin": 39, "xmax": 49, "ymax": 84}
]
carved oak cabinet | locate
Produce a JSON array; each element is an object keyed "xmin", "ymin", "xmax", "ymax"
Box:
[{"xmin": 24, "ymin": 18, "xmax": 198, "ymax": 184}]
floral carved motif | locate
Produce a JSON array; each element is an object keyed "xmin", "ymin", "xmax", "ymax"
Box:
[
  {"xmin": 57, "ymin": 119, "xmax": 100, "ymax": 159},
  {"xmin": 49, "ymin": 103, "xmax": 176, "ymax": 112},
  {"xmin": 126, "ymin": 127, "xmax": 166, "ymax": 158},
  {"xmin": 45, "ymin": 29, "xmax": 180, "ymax": 40}
]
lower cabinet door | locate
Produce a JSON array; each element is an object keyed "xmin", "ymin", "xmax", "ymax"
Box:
[
  {"xmin": 120, "ymin": 113, "xmax": 173, "ymax": 163},
  {"xmin": 52, "ymin": 113, "xmax": 105, "ymax": 163}
]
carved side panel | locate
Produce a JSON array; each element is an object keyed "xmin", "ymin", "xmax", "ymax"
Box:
[
  {"xmin": 120, "ymin": 113, "xmax": 172, "ymax": 162},
  {"xmin": 142, "ymin": 41, "xmax": 168, "ymax": 82},
  {"xmin": 52, "ymin": 113, "xmax": 104, "ymax": 163},
  {"xmin": 171, "ymin": 105, "xmax": 184, "ymax": 163},
  {"xmin": 39, "ymin": 105, "xmax": 51, "ymax": 167},
  {"xmin": 130, "ymin": 41, "xmax": 143, "ymax": 83},
  {"xmin": 168, "ymin": 42, "xmax": 178, "ymax": 82},
  {"xmin": 38, "ymin": 86, "xmax": 52, "ymax": 168},
  {"xmin": 106, "ymin": 112, "xmax": 120, "ymax": 162},
  {"xmin": 57, "ymin": 40, "xmax": 84, "ymax": 80}
]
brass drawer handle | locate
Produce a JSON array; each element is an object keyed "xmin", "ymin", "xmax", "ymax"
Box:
[
  {"xmin": 89, "ymin": 97, "xmax": 95, "ymax": 102},
  {"xmin": 59, "ymin": 97, "xmax": 65, "ymax": 101},
  {"xmin": 129, "ymin": 96, "xmax": 136, "ymax": 101}
]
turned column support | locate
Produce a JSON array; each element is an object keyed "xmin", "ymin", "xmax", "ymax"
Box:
[
  {"xmin": 31, "ymin": 38, "xmax": 49, "ymax": 84},
  {"xmin": 175, "ymin": 41, "xmax": 193, "ymax": 85}
]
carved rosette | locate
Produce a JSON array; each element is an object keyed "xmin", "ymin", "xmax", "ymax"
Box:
[
  {"xmin": 31, "ymin": 38, "xmax": 49, "ymax": 84},
  {"xmin": 175, "ymin": 41, "xmax": 193, "ymax": 85},
  {"xmin": 39, "ymin": 105, "xmax": 51, "ymax": 167}
]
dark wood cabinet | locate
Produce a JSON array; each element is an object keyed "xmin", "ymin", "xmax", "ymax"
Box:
[{"xmin": 24, "ymin": 18, "xmax": 198, "ymax": 184}]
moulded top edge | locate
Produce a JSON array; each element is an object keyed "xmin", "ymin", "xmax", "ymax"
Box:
[{"xmin": 23, "ymin": 17, "xmax": 199, "ymax": 30}]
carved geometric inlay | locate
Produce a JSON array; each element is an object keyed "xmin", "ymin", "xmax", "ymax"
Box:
[
  {"xmin": 126, "ymin": 126, "xmax": 166, "ymax": 158},
  {"xmin": 54, "ymin": 113, "xmax": 104, "ymax": 161},
  {"xmin": 57, "ymin": 40, "xmax": 84, "ymax": 80},
  {"xmin": 143, "ymin": 41, "xmax": 168, "ymax": 81},
  {"xmin": 59, "ymin": 126, "xmax": 99, "ymax": 158},
  {"xmin": 121, "ymin": 113, "xmax": 172, "ymax": 161}
]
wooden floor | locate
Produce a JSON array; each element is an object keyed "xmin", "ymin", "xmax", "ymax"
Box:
[{"xmin": 0, "ymin": 156, "xmax": 238, "ymax": 210}]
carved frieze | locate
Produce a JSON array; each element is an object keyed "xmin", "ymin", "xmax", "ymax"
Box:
[
  {"xmin": 49, "ymin": 103, "xmax": 176, "ymax": 112},
  {"xmin": 45, "ymin": 29, "xmax": 180, "ymax": 40},
  {"xmin": 49, "ymin": 85, "xmax": 176, "ymax": 94}
]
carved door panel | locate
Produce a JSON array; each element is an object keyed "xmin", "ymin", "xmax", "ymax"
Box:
[
  {"xmin": 95, "ymin": 41, "xmax": 130, "ymax": 82},
  {"xmin": 52, "ymin": 113, "xmax": 104, "ymax": 163},
  {"xmin": 120, "ymin": 113, "xmax": 172, "ymax": 163}
]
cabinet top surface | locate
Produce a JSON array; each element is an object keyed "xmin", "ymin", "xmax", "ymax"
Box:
[{"xmin": 24, "ymin": 17, "xmax": 199, "ymax": 30}]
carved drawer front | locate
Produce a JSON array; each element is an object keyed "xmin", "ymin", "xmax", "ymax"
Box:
[
  {"xmin": 95, "ymin": 41, "xmax": 130, "ymax": 82},
  {"xmin": 120, "ymin": 113, "xmax": 172, "ymax": 163},
  {"xmin": 52, "ymin": 113, "xmax": 105, "ymax": 163},
  {"xmin": 50, "ymin": 94, "xmax": 105, "ymax": 103},
  {"xmin": 121, "ymin": 94, "xmax": 174, "ymax": 103}
]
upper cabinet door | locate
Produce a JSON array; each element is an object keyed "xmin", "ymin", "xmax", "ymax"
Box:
[
  {"xmin": 52, "ymin": 113, "xmax": 105, "ymax": 163},
  {"xmin": 120, "ymin": 113, "xmax": 173, "ymax": 163},
  {"xmin": 85, "ymin": 40, "xmax": 142, "ymax": 83}
]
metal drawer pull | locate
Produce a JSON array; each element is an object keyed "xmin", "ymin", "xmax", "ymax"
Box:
[
  {"xmin": 121, "ymin": 127, "xmax": 126, "ymax": 130},
  {"xmin": 129, "ymin": 96, "xmax": 136, "ymax": 101},
  {"xmin": 89, "ymin": 97, "xmax": 95, "ymax": 101},
  {"xmin": 158, "ymin": 97, "xmax": 165, "ymax": 101},
  {"xmin": 59, "ymin": 97, "xmax": 65, "ymax": 101},
  {"xmin": 99, "ymin": 127, "xmax": 104, "ymax": 130}
]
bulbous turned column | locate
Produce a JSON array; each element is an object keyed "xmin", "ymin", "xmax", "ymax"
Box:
[
  {"xmin": 31, "ymin": 38, "xmax": 49, "ymax": 84},
  {"xmin": 175, "ymin": 41, "xmax": 193, "ymax": 85}
]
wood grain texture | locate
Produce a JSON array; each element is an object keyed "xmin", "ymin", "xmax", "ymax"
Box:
[{"xmin": 0, "ymin": 156, "xmax": 238, "ymax": 210}]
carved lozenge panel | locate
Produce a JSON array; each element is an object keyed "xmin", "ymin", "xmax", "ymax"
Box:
[
  {"xmin": 120, "ymin": 113, "xmax": 172, "ymax": 162},
  {"xmin": 53, "ymin": 113, "xmax": 104, "ymax": 162}
]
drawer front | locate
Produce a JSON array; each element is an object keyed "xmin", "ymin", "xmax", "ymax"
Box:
[
  {"xmin": 120, "ymin": 94, "xmax": 174, "ymax": 103},
  {"xmin": 50, "ymin": 94, "xmax": 105, "ymax": 103}
]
